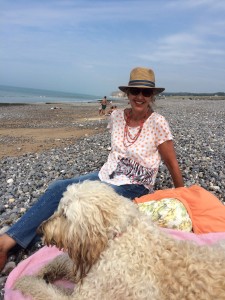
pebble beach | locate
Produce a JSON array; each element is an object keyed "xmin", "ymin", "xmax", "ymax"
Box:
[{"xmin": 1, "ymin": 97, "xmax": 225, "ymax": 298}]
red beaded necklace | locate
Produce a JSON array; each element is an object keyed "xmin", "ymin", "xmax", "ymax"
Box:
[{"xmin": 123, "ymin": 109, "xmax": 150, "ymax": 148}]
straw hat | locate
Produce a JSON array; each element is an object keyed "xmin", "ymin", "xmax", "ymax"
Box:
[{"xmin": 119, "ymin": 67, "xmax": 165, "ymax": 95}]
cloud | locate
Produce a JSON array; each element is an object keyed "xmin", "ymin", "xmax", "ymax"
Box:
[
  {"xmin": 1, "ymin": 0, "xmax": 225, "ymax": 93},
  {"xmin": 138, "ymin": 30, "xmax": 225, "ymax": 66}
]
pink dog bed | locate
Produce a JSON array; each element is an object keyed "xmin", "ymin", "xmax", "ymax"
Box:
[{"xmin": 5, "ymin": 229, "xmax": 225, "ymax": 300}]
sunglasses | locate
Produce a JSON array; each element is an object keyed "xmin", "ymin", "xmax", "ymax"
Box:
[{"xmin": 128, "ymin": 88, "xmax": 153, "ymax": 97}]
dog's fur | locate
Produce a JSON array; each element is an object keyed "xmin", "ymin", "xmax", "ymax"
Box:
[{"xmin": 14, "ymin": 181, "xmax": 225, "ymax": 299}]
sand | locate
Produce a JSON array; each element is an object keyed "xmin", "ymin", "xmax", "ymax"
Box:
[{"xmin": 0, "ymin": 102, "xmax": 125, "ymax": 159}]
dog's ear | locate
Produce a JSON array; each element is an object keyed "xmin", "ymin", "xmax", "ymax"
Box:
[
  {"xmin": 70, "ymin": 229, "xmax": 107, "ymax": 282},
  {"xmin": 65, "ymin": 221, "xmax": 108, "ymax": 283},
  {"xmin": 59, "ymin": 181, "xmax": 125, "ymax": 282}
]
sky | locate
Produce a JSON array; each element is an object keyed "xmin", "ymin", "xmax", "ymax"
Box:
[{"xmin": 0, "ymin": 0, "xmax": 225, "ymax": 96}]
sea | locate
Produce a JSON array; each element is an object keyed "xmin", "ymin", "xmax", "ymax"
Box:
[{"xmin": 0, "ymin": 85, "xmax": 103, "ymax": 104}]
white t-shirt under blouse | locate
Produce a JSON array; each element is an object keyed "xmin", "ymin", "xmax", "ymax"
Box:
[{"xmin": 99, "ymin": 109, "xmax": 173, "ymax": 192}]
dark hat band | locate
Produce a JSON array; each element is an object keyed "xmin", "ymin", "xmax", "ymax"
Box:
[{"xmin": 128, "ymin": 80, "xmax": 155, "ymax": 87}]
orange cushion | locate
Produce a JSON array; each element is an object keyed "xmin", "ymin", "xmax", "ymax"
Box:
[{"xmin": 134, "ymin": 185, "xmax": 225, "ymax": 234}]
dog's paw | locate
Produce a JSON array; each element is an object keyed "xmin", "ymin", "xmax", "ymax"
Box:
[
  {"xmin": 14, "ymin": 275, "xmax": 30, "ymax": 289},
  {"xmin": 14, "ymin": 275, "xmax": 38, "ymax": 293},
  {"xmin": 14, "ymin": 275, "xmax": 54, "ymax": 299}
]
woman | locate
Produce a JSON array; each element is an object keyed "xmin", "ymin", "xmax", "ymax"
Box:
[{"xmin": 0, "ymin": 67, "xmax": 184, "ymax": 271}]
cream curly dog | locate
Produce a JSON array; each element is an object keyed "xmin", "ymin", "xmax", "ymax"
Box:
[{"xmin": 14, "ymin": 181, "xmax": 225, "ymax": 299}]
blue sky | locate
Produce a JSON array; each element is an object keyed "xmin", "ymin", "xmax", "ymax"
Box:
[{"xmin": 1, "ymin": 0, "xmax": 225, "ymax": 96}]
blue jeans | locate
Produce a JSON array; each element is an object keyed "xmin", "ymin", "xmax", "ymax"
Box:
[{"xmin": 6, "ymin": 172, "xmax": 149, "ymax": 248}]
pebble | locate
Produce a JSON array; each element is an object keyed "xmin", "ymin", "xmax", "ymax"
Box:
[
  {"xmin": 1, "ymin": 262, "xmax": 16, "ymax": 276},
  {"xmin": 0, "ymin": 98, "xmax": 225, "ymax": 297}
]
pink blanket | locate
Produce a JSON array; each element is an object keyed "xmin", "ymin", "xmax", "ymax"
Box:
[{"xmin": 5, "ymin": 229, "xmax": 225, "ymax": 300}]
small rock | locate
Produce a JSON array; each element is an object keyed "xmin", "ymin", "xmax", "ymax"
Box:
[
  {"xmin": 8, "ymin": 198, "xmax": 15, "ymax": 203},
  {"xmin": 1, "ymin": 261, "xmax": 16, "ymax": 276},
  {"xmin": 6, "ymin": 178, "xmax": 13, "ymax": 184}
]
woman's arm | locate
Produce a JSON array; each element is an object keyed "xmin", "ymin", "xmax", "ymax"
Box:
[{"xmin": 158, "ymin": 140, "xmax": 184, "ymax": 188}]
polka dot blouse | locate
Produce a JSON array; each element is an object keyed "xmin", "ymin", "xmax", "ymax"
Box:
[{"xmin": 99, "ymin": 109, "xmax": 173, "ymax": 191}]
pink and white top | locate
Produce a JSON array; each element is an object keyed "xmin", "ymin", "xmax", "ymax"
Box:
[{"xmin": 99, "ymin": 109, "xmax": 173, "ymax": 191}]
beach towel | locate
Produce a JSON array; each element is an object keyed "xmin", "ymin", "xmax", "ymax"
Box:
[
  {"xmin": 4, "ymin": 246, "xmax": 72, "ymax": 300},
  {"xmin": 5, "ymin": 230, "xmax": 225, "ymax": 300}
]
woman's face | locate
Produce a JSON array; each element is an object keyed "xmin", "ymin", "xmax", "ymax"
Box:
[{"xmin": 127, "ymin": 88, "xmax": 153, "ymax": 113}]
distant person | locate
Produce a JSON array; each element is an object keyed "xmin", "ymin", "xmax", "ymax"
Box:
[
  {"xmin": 0, "ymin": 67, "xmax": 184, "ymax": 272},
  {"xmin": 106, "ymin": 105, "xmax": 117, "ymax": 116},
  {"xmin": 99, "ymin": 96, "xmax": 108, "ymax": 115}
]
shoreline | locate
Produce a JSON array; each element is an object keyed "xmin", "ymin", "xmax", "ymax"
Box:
[
  {"xmin": 0, "ymin": 94, "xmax": 224, "ymax": 107},
  {"xmin": 0, "ymin": 96, "xmax": 128, "ymax": 106}
]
